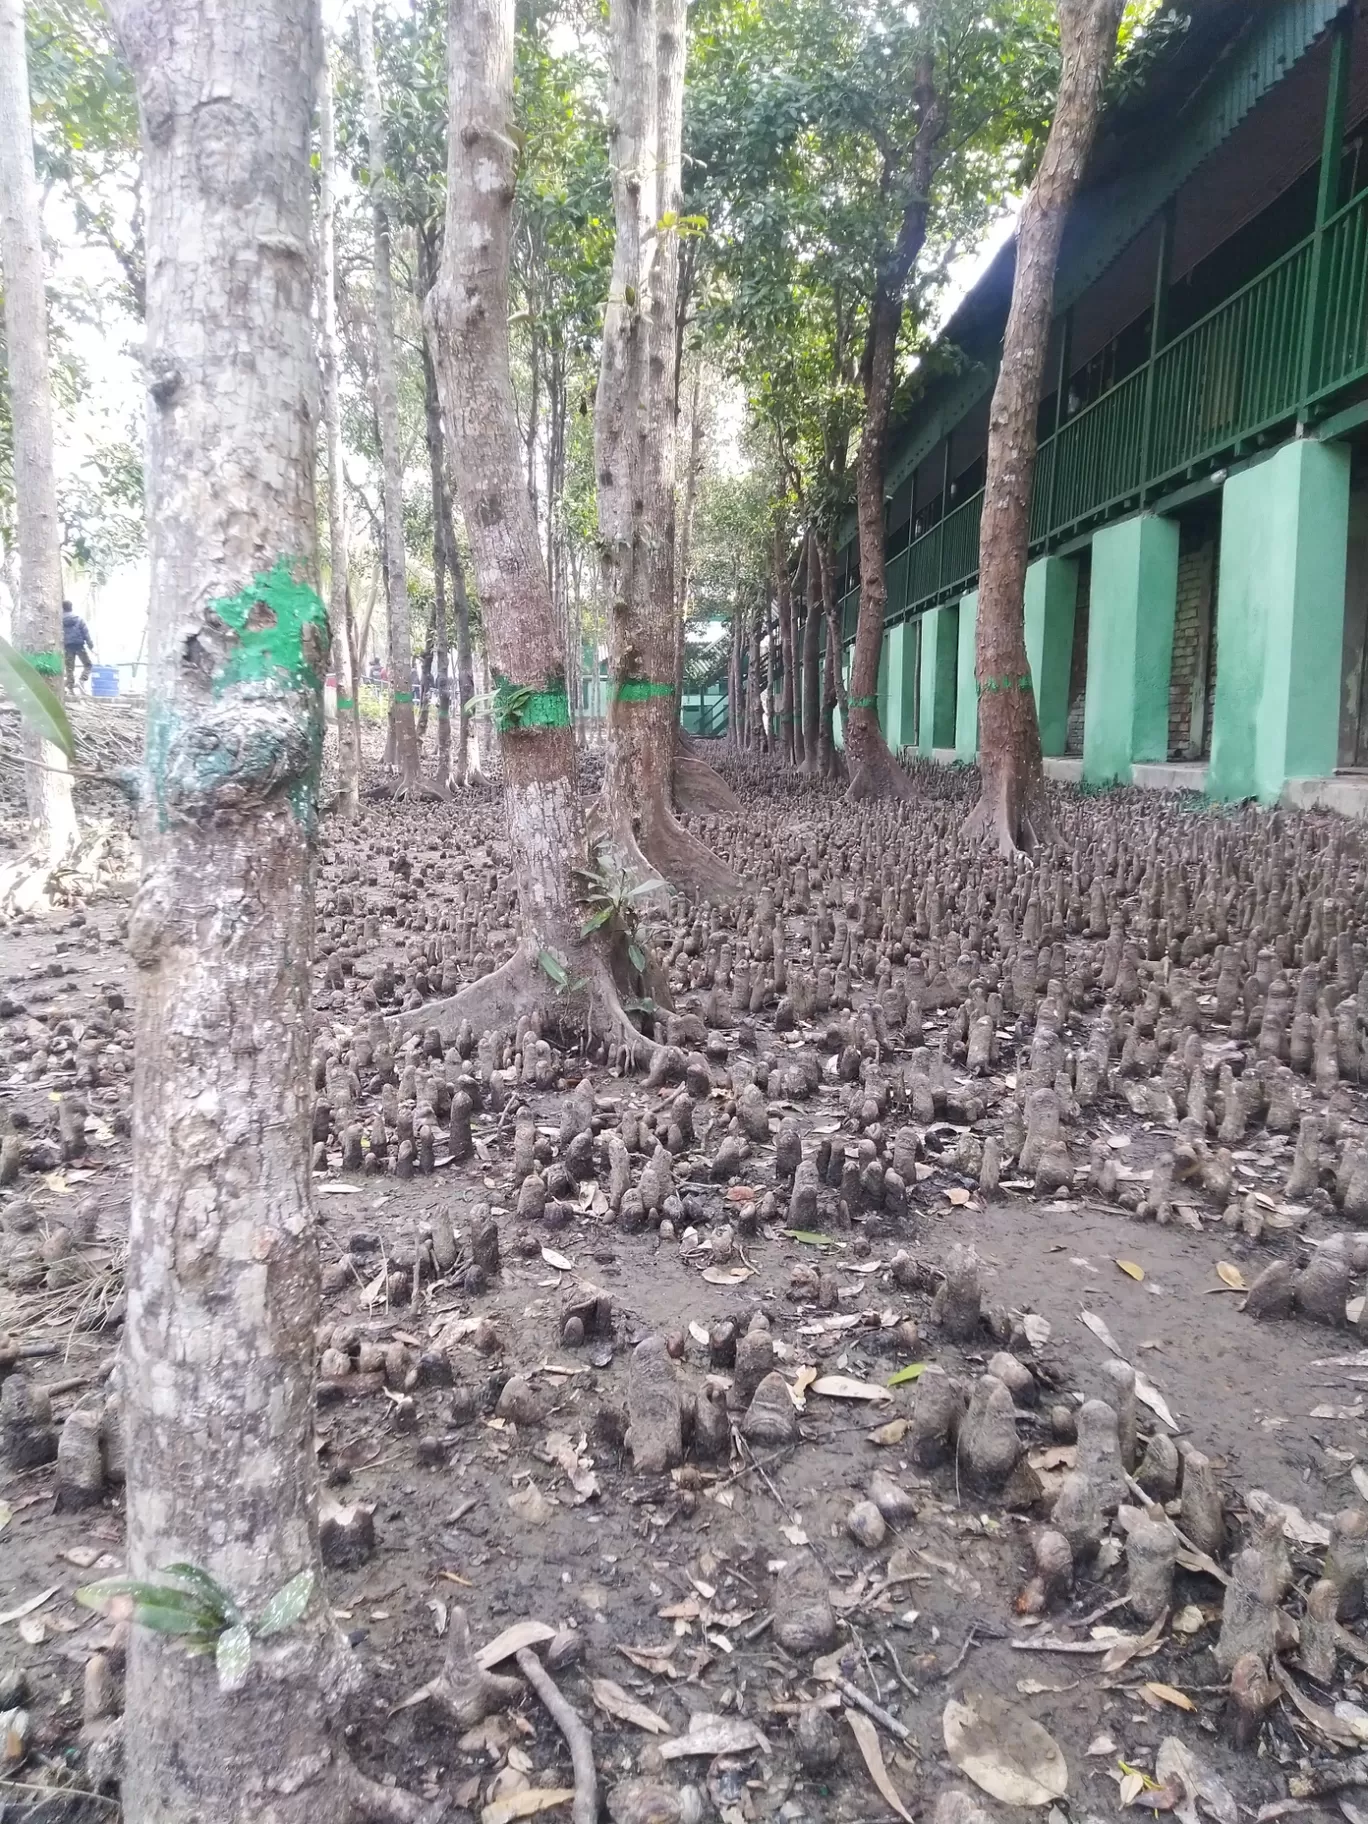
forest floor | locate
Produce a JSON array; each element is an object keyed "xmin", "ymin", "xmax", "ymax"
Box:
[{"xmin": 1, "ymin": 704, "xmax": 1367, "ymax": 1824}]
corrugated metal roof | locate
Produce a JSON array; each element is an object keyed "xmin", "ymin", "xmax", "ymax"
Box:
[{"xmin": 878, "ymin": 0, "xmax": 1350, "ymax": 505}]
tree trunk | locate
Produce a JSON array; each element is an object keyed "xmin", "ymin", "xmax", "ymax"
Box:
[
  {"xmin": 319, "ymin": 36, "xmax": 362, "ymax": 817},
  {"xmin": 452, "ymin": 529, "xmax": 478, "ymax": 785},
  {"xmin": 0, "ymin": 0, "xmax": 78, "ymax": 885},
  {"xmin": 425, "ymin": 0, "xmax": 659, "ymax": 1054},
  {"xmin": 595, "ymin": 0, "xmax": 735, "ymax": 893},
  {"xmin": 843, "ymin": 288, "xmax": 910, "ymax": 798},
  {"xmin": 416, "ymin": 225, "xmax": 454, "ymax": 795},
  {"xmin": 101, "ymin": 3, "xmax": 429, "ymax": 1819},
  {"xmin": 357, "ymin": 1, "xmax": 420, "ymax": 790},
  {"xmin": 801, "ymin": 527, "xmax": 822, "ymax": 773},
  {"xmin": 842, "ymin": 58, "xmax": 938, "ymax": 800},
  {"xmin": 966, "ymin": 0, "xmax": 1125, "ymax": 854},
  {"xmin": 775, "ymin": 524, "xmax": 797, "ymax": 765}
]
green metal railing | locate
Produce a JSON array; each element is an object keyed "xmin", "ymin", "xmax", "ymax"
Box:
[{"xmin": 849, "ymin": 183, "xmax": 1368, "ymax": 632}]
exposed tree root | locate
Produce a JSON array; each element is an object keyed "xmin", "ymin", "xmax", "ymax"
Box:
[
  {"xmin": 516, "ymin": 1649, "xmax": 597, "ymax": 1824},
  {"xmin": 0, "ymin": 828, "xmax": 108, "ymax": 917},
  {"xmin": 390, "ymin": 945, "xmax": 661, "ymax": 1068},
  {"xmin": 635, "ymin": 805, "xmax": 740, "ymax": 898},
  {"xmin": 337, "ymin": 1751, "xmax": 445, "ymax": 1824},
  {"xmin": 402, "ymin": 1607, "xmax": 521, "ymax": 1729},
  {"xmin": 673, "ymin": 752, "xmax": 741, "ymax": 816},
  {"xmin": 845, "ymin": 732, "xmax": 914, "ymax": 803},
  {"xmin": 961, "ymin": 763, "xmax": 1055, "ymax": 859}
]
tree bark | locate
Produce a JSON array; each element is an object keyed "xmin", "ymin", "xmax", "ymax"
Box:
[
  {"xmin": 357, "ymin": 1, "xmax": 420, "ymax": 790},
  {"xmin": 0, "ymin": 0, "xmax": 78, "ymax": 882},
  {"xmin": 595, "ymin": 0, "xmax": 735, "ymax": 893},
  {"xmin": 425, "ymin": 0, "xmax": 659, "ymax": 1054},
  {"xmin": 843, "ymin": 56, "xmax": 939, "ymax": 801},
  {"xmin": 102, "ymin": 3, "xmax": 430, "ymax": 1819},
  {"xmin": 965, "ymin": 0, "xmax": 1125, "ymax": 854},
  {"xmin": 801, "ymin": 527, "xmax": 822, "ymax": 773},
  {"xmin": 319, "ymin": 36, "xmax": 362, "ymax": 817}
]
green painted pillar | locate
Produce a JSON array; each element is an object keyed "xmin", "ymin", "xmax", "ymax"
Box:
[
  {"xmin": 1083, "ymin": 514, "xmax": 1179, "ymax": 785},
  {"xmin": 1024, "ymin": 555, "xmax": 1078, "ymax": 756},
  {"xmin": 918, "ymin": 604, "xmax": 958, "ymax": 753},
  {"xmin": 955, "ymin": 589, "xmax": 978, "ymax": 761},
  {"xmin": 1209, "ymin": 439, "xmax": 1351, "ymax": 803},
  {"xmin": 879, "ymin": 621, "xmax": 918, "ymax": 750}
]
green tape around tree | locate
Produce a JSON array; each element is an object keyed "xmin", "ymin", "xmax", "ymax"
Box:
[
  {"xmin": 392, "ymin": 690, "xmax": 414, "ymax": 704},
  {"xmin": 336, "ymin": 694, "xmax": 354, "ymax": 711},
  {"xmin": 976, "ymin": 674, "xmax": 1033, "ymax": 697},
  {"xmin": 615, "ymin": 678, "xmax": 675, "ymax": 704},
  {"xmin": 24, "ymin": 651, "xmax": 63, "ymax": 677},
  {"xmin": 847, "ymin": 694, "xmax": 879, "ymax": 710}
]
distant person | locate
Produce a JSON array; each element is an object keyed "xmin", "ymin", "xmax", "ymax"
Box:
[{"xmin": 61, "ymin": 601, "xmax": 92, "ymax": 694}]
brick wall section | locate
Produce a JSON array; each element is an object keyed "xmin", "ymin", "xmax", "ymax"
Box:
[
  {"xmin": 1169, "ymin": 508, "xmax": 1220, "ymax": 759},
  {"xmin": 1065, "ymin": 551, "xmax": 1091, "ymax": 756}
]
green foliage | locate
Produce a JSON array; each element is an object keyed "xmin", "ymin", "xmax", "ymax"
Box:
[
  {"xmin": 77, "ymin": 1565, "xmax": 315, "ymax": 1694},
  {"xmin": 576, "ymin": 846, "xmax": 661, "ymax": 1000},
  {"xmin": 0, "ymin": 635, "xmax": 76, "ymax": 760},
  {"xmin": 26, "ymin": 0, "xmax": 143, "ymax": 315},
  {"xmin": 687, "ymin": 0, "xmax": 1058, "ymax": 529}
]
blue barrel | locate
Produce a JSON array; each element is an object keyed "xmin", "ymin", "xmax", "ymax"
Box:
[{"xmin": 91, "ymin": 665, "xmax": 119, "ymax": 699}]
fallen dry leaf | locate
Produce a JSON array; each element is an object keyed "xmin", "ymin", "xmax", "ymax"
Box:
[
  {"xmin": 1143, "ymin": 1682, "xmax": 1195, "ymax": 1713},
  {"xmin": 868, "ymin": 1418, "xmax": 911, "ymax": 1447},
  {"xmin": 507, "ymin": 1484, "xmax": 554, "ymax": 1526},
  {"xmin": 701, "ymin": 1265, "xmax": 752, "ymax": 1286},
  {"xmin": 1215, "ymin": 1262, "xmax": 1246, "ymax": 1292},
  {"xmin": 590, "ymin": 1677, "xmax": 669, "ymax": 1734},
  {"xmin": 809, "ymin": 1374, "xmax": 891, "ymax": 1404},
  {"xmin": 1079, "ymin": 1310, "xmax": 1123, "ymax": 1356},
  {"xmin": 658, "ymin": 1716, "xmax": 770, "ymax": 1759},
  {"xmin": 1116, "ymin": 1260, "xmax": 1145, "ymax": 1282},
  {"xmin": 477, "ymin": 1620, "xmax": 556, "ymax": 1669},
  {"xmin": 540, "ymin": 1247, "xmax": 574, "ymax": 1272},
  {"xmin": 1099, "ymin": 1607, "xmax": 1167, "ymax": 1674},
  {"xmin": 943, "ymin": 1694, "xmax": 1068, "ymax": 1807},
  {"xmin": 0, "ymin": 1587, "xmax": 59, "ymax": 1627},
  {"xmin": 481, "ymin": 1788, "xmax": 576, "ymax": 1824},
  {"xmin": 847, "ymin": 1707, "xmax": 913, "ymax": 1822}
]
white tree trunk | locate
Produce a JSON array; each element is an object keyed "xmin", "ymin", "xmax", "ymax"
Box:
[
  {"xmin": 102, "ymin": 4, "xmax": 429, "ymax": 1818},
  {"xmin": 0, "ymin": 0, "xmax": 78, "ymax": 868},
  {"xmin": 357, "ymin": 0, "xmax": 419, "ymax": 789},
  {"xmin": 319, "ymin": 35, "xmax": 362, "ymax": 815},
  {"xmin": 595, "ymin": 0, "xmax": 733, "ymax": 891}
]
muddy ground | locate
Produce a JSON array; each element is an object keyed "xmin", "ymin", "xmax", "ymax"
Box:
[{"xmin": 2, "ymin": 712, "xmax": 1367, "ymax": 1823}]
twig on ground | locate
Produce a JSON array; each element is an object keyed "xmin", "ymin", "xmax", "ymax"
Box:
[
  {"xmin": 831, "ymin": 1674, "xmax": 911, "ymax": 1743},
  {"xmin": 516, "ymin": 1648, "xmax": 597, "ymax": 1824}
]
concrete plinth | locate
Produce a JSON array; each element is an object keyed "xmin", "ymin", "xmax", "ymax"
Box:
[
  {"xmin": 1083, "ymin": 514, "xmax": 1180, "ymax": 785},
  {"xmin": 918, "ymin": 604, "xmax": 958, "ymax": 755},
  {"xmin": 1025, "ymin": 555, "xmax": 1079, "ymax": 757},
  {"xmin": 1209, "ymin": 439, "xmax": 1351, "ymax": 803}
]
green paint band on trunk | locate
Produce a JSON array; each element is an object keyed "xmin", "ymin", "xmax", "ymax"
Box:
[
  {"xmin": 615, "ymin": 679, "xmax": 675, "ymax": 703},
  {"xmin": 975, "ymin": 674, "xmax": 1033, "ymax": 697},
  {"xmin": 209, "ymin": 556, "xmax": 329, "ymax": 691},
  {"xmin": 23, "ymin": 651, "xmax": 63, "ymax": 676},
  {"xmin": 848, "ymin": 694, "xmax": 878, "ymax": 710},
  {"xmin": 392, "ymin": 690, "xmax": 414, "ymax": 704},
  {"xmin": 336, "ymin": 695, "xmax": 354, "ymax": 710}
]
